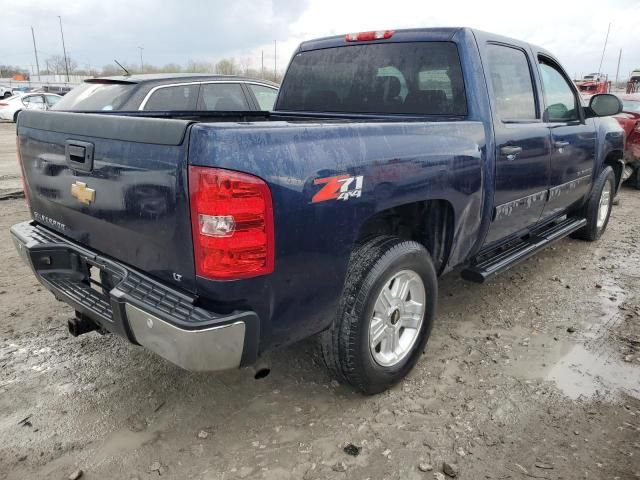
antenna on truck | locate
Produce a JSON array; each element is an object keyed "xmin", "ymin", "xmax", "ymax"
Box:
[{"xmin": 114, "ymin": 59, "xmax": 130, "ymax": 76}]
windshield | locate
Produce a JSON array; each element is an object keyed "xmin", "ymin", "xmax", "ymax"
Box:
[
  {"xmin": 622, "ymin": 100, "xmax": 640, "ymax": 113},
  {"xmin": 277, "ymin": 41, "xmax": 466, "ymax": 115},
  {"xmin": 52, "ymin": 82, "xmax": 136, "ymax": 111}
]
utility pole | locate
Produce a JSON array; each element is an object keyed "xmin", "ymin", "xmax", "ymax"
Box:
[
  {"xmin": 615, "ymin": 48, "xmax": 622, "ymax": 89},
  {"xmin": 58, "ymin": 16, "xmax": 70, "ymax": 82},
  {"xmin": 261, "ymin": 49, "xmax": 264, "ymax": 78},
  {"xmin": 138, "ymin": 46, "xmax": 144, "ymax": 73},
  {"xmin": 274, "ymin": 40, "xmax": 277, "ymax": 80},
  {"xmin": 597, "ymin": 22, "xmax": 610, "ymax": 75},
  {"xmin": 30, "ymin": 27, "xmax": 41, "ymax": 81}
]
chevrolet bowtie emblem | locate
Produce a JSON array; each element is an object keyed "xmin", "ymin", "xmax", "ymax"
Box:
[{"xmin": 70, "ymin": 181, "xmax": 96, "ymax": 205}]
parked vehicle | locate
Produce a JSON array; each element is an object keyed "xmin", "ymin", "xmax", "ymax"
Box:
[
  {"xmin": 575, "ymin": 73, "xmax": 610, "ymax": 98},
  {"xmin": 0, "ymin": 85, "xmax": 12, "ymax": 98},
  {"xmin": 12, "ymin": 28, "xmax": 624, "ymax": 394},
  {"xmin": 614, "ymin": 93, "xmax": 640, "ymax": 188},
  {"xmin": 0, "ymin": 92, "xmax": 61, "ymax": 122},
  {"xmin": 52, "ymin": 74, "xmax": 279, "ymax": 112}
]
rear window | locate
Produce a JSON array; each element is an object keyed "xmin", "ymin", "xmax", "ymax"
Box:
[
  {"xmin": 52, "ymin": 82, "xmax": 135, "ymax": 111},
  {"xmin": 276, "ymin": 42, "xmax": 466, "ymax": 115}
]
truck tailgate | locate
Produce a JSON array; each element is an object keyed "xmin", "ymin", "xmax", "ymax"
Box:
[{"xmin": 17, "ymin": 110, "xmax": 196, "ymax": 292}]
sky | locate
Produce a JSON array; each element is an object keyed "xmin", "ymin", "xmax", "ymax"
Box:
[{"xmin": 1, "ymin": 0, "xmax": 639, "ymax": 81}]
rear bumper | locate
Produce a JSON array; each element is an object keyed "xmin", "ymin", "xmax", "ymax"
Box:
[{"xmin": 10, "ymin": 221, "xmax": 259, "ymax": 371}]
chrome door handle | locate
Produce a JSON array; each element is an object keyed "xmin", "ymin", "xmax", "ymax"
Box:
[
  {"xmin": 501, "ymin": 145, "xmax": 522, "ymax": 160},
  {"xmin": 554, "ymin": 141, "xmax": 570, "ymax": 148},
  {"xmin": 501, "ymin": 146, "xmax": 523, "ymax": 155}
]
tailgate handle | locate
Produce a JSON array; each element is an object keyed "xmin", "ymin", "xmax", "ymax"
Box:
[{"xmin": 65, "ymin": 140, "xmax": 94, "ymax": 172}]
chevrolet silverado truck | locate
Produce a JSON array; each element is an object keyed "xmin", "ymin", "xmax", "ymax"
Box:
[{"xmin": 11, "ymin": 28, "xmax": 625, "ymax": 394}]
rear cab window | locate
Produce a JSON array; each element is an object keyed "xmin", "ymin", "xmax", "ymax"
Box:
[
  {"xmin": 276, "ymin": 41, "xmax": 466, "ymax": 115},
  {"xmin": 52, "ymin": 82, "xmax": 136, "ymax": 111}
]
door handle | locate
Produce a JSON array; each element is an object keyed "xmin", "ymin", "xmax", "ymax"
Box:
[
  {"xmin": 554, "ymin": 141, "xmax": 570, "ymax": 148},
  {"xmin": 500, "ymin": 145, "xmax": 522, "ymax": 159},
  {"xmin": 65, "ymin": 140, "xmax": 95, "ymax": 172}
]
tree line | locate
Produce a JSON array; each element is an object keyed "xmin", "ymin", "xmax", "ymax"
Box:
[{"xmin": 2, "ymin": 56, "xmax": 283, "ymax": 83}]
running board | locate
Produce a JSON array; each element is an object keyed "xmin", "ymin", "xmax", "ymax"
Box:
[{"xmin": 461, "ymin": 217, "xmax": 587, "ymax": 283}]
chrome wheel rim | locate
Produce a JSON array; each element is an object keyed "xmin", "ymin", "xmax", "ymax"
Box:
[
  {"xmin": 596, "ymin": 182, "xmax": 611, "ymax": 229},
  {"xmin": 369, "ymin": 269, "xmax": 426, "ymax": 367}
]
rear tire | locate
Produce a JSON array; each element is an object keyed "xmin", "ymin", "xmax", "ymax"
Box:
[
  {"xmin": 319, "ymin": 236, "xmax": 437, "ymax": 394},
  {"xmin": 572, "ymin": 166, "xmax": 615, "ymax": 241},
  {"xmin": 13, "ymin": 110, "xmax": 20, "ymax": 123}
]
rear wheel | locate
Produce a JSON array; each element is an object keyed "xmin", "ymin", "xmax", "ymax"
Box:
[
  {"xmin": 13, "ymin": 110, "xmax": 20, "ymax": 123},
  {"xmin": 319, "ymin": 236, "xmax": 437, "ymax": 394},
  {"xmin": 572, "ymin": 166, "xmax": 615, "ymax": 241}
]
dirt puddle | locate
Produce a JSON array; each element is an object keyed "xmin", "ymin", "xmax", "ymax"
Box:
[
  {"xmin": 546, "ymin": 343, "xmax": 640, "ymax": 399},
  {"xmin": 505, "ymin": 275, "xmax": 640, "ymax": 400}
]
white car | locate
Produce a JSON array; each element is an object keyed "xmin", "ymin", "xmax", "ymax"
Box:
[
  {"xmin": 0, "ymin": 93, "xmax": 62, "ymax": 122},
  {"xmin": 0, "ymin": 86, "xmax": 12, "ymax": 98}
]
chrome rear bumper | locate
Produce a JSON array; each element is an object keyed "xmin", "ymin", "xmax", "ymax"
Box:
[{"xmin": 10, "ymin": 221, "xmax": 259, "ymax": 372}]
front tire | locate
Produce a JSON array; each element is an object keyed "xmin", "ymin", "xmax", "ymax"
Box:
[
  {"xmin": 572, "ymin": 166, "xmax": 615, "ymax": 241},
  {"xmin": 319, "ymin": 236, "xmax": 437, "ymax": 394}
]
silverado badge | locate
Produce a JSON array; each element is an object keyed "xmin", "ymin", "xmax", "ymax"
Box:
[{"xmin": 70, "ymin": 181, "xmax": 96, "ymax": 205}]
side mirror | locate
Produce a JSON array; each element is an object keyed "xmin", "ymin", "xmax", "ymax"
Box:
[{"xmin": 587, "ymin": 94, "xmax": 622, "ymax": 117}]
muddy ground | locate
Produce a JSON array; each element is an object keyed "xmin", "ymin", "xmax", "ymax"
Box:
[{"xmin": 0, "ymin": 121, "xmax": 639, "ymax": 479}]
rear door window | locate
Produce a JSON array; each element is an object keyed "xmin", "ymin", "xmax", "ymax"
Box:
[
  {"xmin": 196, "ymin": 83, "xmax": 250, "ymax": 111},
  {"xmin": 143, "ymin": 84, "xmax": 200, "ymax": 111},
  {"xmin": 277, "ymin": 41, "xmax": 466, "ymax": 115},
  {"xmin": 485, "ymin": 44, "xmax": 537, "ymax": 121},
  {"xmin": 45, "ymin": 95, "xmax": 61, "ymax": 107},
  {"xmin": 247, "ymin": 84, "xmax": 278, "ymax": 110}
]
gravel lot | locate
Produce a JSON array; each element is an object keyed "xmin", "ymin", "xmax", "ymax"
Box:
[{"xmin": 0, "ymin": 121, "xmax": 639, "ymax": 479}]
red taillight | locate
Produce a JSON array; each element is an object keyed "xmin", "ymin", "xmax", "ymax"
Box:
[
  {"xmin": 345, "ymin": 30, "xmax": 394, "ymax": 42},
  {"xmin": 16, "ymin": 137, "xmax": 30, "ymax": 208},
  {"xmin": 188, "ymin": 166, "xmax": 274, "ymax": 280},
  {"xmin": 0, "ymin": 102, "xmax": 8, "ymax": 107}
]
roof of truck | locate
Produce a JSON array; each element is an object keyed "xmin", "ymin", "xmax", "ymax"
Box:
[{"xmin": 296, "ymin": 27, "xmax": 551, "ymax": 59}]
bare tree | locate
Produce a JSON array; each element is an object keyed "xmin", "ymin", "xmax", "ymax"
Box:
[
  {"xmin": 46, "ymin": 55, "xmax": 78, "ymax": 75},
  {"xmin": 214, "ymin": 58, "xmax": 239, "ymax": 75},
  {"xmin": 185, "ymin": 59, "xmax": 214, "ymax": 73}
]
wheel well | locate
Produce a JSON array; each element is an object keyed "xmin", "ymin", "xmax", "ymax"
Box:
[
  {"xmin": 604, "ymin": 150, "xmax": 624, "ymax": 191},
  {"xmin": 356, "ymin": 200, "xmax": 454, "ymax": 274}
]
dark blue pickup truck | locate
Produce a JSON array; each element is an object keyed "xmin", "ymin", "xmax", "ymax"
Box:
[{"xmin": 11, "ymin": 28, "xmax": 625, "ymax": 394}]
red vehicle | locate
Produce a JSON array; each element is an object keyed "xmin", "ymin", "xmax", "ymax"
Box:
[
  {"xmin": 615, "ymin": 93, "xmax": 640, "ymax": 189},
  {"xmin": 575, "ymin": 73, "xmax": 610, "ymax": 98}
]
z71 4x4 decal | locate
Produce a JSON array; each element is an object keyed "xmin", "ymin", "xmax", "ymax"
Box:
[{"xmin": 312, "ymin": 174, "xmax": 364, "ymax": 203}]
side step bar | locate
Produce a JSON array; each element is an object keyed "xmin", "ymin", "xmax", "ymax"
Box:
[{"xmin": 461, "ymin": 217, "xmax": 587, "ymax": 283}]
